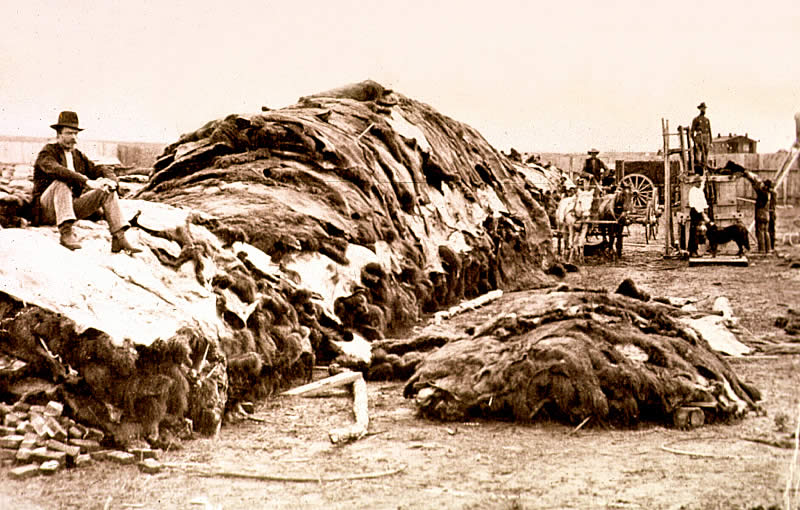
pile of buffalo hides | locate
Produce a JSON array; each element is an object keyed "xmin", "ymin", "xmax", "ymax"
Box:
[
  {"xmin": 0, "ymin": 201, "xmax": 316, "ymax": 446},
  {"xmin": 135, "ymin": 80, "xmax": 554, "ymax": 345},
  {"xmin": 404, "ymin": 286, "xmax": 761, "ymax": 427},
  {"xmin": 0, "ymin": 80, "xmax": 557, "ymax": 444}
]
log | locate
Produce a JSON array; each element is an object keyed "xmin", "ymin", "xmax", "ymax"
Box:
[
  {"xmin": 329, "ymin": 375, "xmax": 369, "ymax": 444},
  {"xmin": 672, "ymin": 407, "xmax": 705, "ymax": 429},
  {"xmin": 434, "ymin": 289, "xmax": 504, "ymax": 323},
  {"xmin": 281, "ymin": 370, "xmax": 361, "ymax": 396},
  {"xmin": 688, "ymin": 255, "xmax": 748, "ymax": 267}
]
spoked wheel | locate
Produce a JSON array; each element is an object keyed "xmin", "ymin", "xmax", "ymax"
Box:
[
  {"xmin": 644, "ymin": 199, "xmax": 659, "ymax": 243},
  {"xmin": 620, "ymin": 173, "xmax": 656, "ymax": 211}
]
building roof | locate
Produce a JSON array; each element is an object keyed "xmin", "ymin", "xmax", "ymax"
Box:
[{"xmin": 713, "ymin": 133, "xmax": 757, "ymax": 143}]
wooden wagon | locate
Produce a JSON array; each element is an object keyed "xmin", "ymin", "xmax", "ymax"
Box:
[{"xmin": 613, "ymin": 160, "xmax": 679, "ymax": 243}]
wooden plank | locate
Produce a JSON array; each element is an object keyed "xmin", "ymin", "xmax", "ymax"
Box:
[
  {"xmin": 329, "ymin": 375, "xmax": 369, "ymax": 444},
  {"xmin": 281, "ymin": 371, "xmax": 361, "ymax": 396},
  {"xmin": 663, "ymin": 118, "xmax": 673, "ymax": 255},
  {"xmin": 688, "ymin": 256, "xmax": 749, "ymax": 267}
]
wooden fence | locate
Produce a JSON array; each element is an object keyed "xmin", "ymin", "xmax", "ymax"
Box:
[
  {"xmin": 535, "ymin": 151, "xmax": 800, "ymax": 204},
  {"xmin": 0, "ymin": 136, "xmax": 164, "ymax": 168}
]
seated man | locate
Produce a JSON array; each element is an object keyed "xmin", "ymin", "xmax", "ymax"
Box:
[
  {"xmin": 582, "ymin": 149, "xmax": 613, "ymax": 187},
  {"xmin": 32, "ymin": 111, "xmax": 140, "ymax": 254}
]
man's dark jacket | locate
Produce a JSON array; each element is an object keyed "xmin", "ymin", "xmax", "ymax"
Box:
[{"xmin": 32, "ymin": 143, "xmax": 116, "ymax": 214}]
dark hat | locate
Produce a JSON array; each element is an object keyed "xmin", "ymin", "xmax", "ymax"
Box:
[
  {"xmin": 697, "ymin": 102, "xmax": 707, "ymax": 109},
  {"xmin": 588, "ymin": 148, "xmax": 599, "ymax": 154},
  {"xmin": 50, "ymin": 111, "xmax": 83, "ymax": 131}
]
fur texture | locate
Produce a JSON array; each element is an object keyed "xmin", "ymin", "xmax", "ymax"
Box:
[{"xmin": 707, "ymin": 222, "xmax": 750, "ymax": 256}]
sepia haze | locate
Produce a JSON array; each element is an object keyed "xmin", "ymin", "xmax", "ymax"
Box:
[{"xmin": 1, "ymin": 0, "xmax": 798, "ymax": 154}]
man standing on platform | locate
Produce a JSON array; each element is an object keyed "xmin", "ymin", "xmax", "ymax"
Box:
[{"xmin": 691, "ymin": 102, "xmax": 712, "ymax": 173}]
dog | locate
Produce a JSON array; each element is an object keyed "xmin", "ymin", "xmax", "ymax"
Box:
[{"xmin": 706, "ymin": 222, "xmax": 750, "ymax": 256}]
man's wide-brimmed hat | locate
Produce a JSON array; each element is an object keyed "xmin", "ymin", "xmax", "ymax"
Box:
[
  {"xmin": 50, "ymin": 111, "xmax": 83, "ymax": 131},
  {"xmin": 697, "ymin": 102, "xmax": 707, "ymax": 109},
  {"xmin": 588, "ymin": 148, "xmax": 599, "ymax": 154}
]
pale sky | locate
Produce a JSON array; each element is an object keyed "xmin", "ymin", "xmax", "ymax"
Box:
[{"xmin": 2, "ymin": 0, "xmax": 799, "ymax": 153}]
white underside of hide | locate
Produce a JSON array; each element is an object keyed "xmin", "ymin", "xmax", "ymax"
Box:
[
  {"xmin": 331, "ymin": 331, "xmax": 372, "ymax": 364},
  {"xmin": 0, "ymin": 202, "xmax": 229, "ymax": 348},
  {"xmin": 682, "ymin": 315, "xmax": 751, "ymax": 357},
  {"xmin": 282, "ymin": 243, "xmax": 392, "ymax": 318},
  {"xmin": 386, "ymin": 110, "xmax": 431, "ymax": 152}
]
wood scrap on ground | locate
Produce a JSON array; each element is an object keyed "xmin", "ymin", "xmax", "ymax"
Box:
[
  {"xmin": 281, "ymin": 371, "xmax": 362, "ymax": 396},
  {"xmin": 329, "ymin": 375, "xmax": 369, "ymax": 444},
  {"xmin": 433, "ymin": 289, "xmax": 504, "ymax": 324},
  {"xmin": 281, "ymin": 370, "xmax": 370, "ymax": 444}
]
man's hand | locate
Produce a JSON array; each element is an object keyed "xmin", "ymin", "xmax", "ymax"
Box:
[{"xmin": 86, "ymin": 177, "xmax": 118, "ymax": 192}]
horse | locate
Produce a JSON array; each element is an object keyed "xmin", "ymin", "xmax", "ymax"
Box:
[
  {"xmin": 555, "ymin": 188, "xmax": 594, "ymax": 262},
  {"xmin": 595, "ymin": 186, "xmax": 632, "ymax": 259}
]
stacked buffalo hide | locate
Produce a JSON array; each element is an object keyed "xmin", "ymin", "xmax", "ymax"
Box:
[
  {"xmin": 136, "ymin": 80, "xmax": 554, "ymax": 343},
  {"xmin": 404, "ymin": 288, "xmax": 761, "ymax": 427},
  {"xmin": 0, "ymin": 164, "xmax": 33, "ymax": 228},
  {"xmin": 0, "ymin": 80, "xmax": 558, "ymax": 445}
]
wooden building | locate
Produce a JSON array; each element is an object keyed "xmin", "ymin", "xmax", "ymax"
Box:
[{"xmin": 711, "ymin": 133, "xmax": 757, "ymax": 154}]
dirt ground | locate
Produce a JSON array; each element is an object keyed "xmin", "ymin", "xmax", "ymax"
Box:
[{"xmin": 3, "ymin": 207, "xmax": 800, "ymax": 510}]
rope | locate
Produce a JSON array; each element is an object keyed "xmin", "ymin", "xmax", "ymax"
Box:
[
  {"xmin": 163, "ymin": 462, "xmax": 407, "ymax": 483},
  {"xmin": 783, "ymin": 402, "xmax": 800, "ymax": 510},
  {"xmin": 660, "ymin": 437, "xmax": 760, "ymax": 460}
]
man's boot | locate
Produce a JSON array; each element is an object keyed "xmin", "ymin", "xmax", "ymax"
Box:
[
  {"xmin": 111, "ymin": 228, "xmax": 142, "ymax": 255},
  {"xmin": 58, "ymin": 221, "xmax": 81, "ymax": 250}
]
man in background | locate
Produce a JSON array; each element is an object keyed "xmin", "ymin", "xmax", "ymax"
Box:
[
  {"xmin": 733, "ymin": 167, "xmax": 772, "ymax": 253},
  {"xmin": 32, "ymin": 110, "xmax": 141, "ymax": 254},
  {"xmin": 767, "ymin": 179, "xmax": 776, "ymax": 252},
  {"xmin": 582, "ymin": 149, "xmax": 612, "ymax": 187},
  {"xmin": 691, "ymin": 102, "xmax": 712, "ymax": 173},
  {"xmin": 687, "ymin": 173, "xmax": 709, "ymax": 257}
]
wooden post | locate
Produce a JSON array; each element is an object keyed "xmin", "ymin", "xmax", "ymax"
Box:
[
  {"xmin": 329, "ymin": 375, "xmax": 369, "ymax": 444},
  {"xmin": 662, "ymin": 119, "xmax": 672, "ymax": 256},
  {"xmin": 281, "ymin": 371, "xmax": 362, "ymax": 396},
  {"xmin": 677, "ymin": 126, "xmax": 687, "ymax": 181},
  {"xmin": 616, "ymin": 160, "xmax": 625, "ymax": 183}
]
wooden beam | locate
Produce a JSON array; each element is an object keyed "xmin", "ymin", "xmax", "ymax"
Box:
[
  {"xmin": 688, "ymin": 256, "xmax": 749, "ymax": 267},
  {"xmin": 663, "ymin": 119, "xmax": 673, "ymax": 255},
  {"xmin": 281, "ymin": 371, "xmax": 361, "ymax": 396},
  {"xmin": 329, "ymin": 375, "xmax": 369, "ymax": 444}
]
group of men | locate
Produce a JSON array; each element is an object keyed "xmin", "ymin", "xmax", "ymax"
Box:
[
  {"xmin": 26, "ymin": 107, "xmax": 800, "ymax": 260},
  {"xmin": 581, "ymin": 102, "xmax": 794, "ymax": 258},
  {"xmin": 687, "ymin": 102, "xmax": 784, "ymax": 256}
]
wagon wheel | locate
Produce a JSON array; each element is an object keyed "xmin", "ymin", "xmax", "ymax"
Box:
[{"xmin": 620, "ymin": 173, "xmax": 656, "ymax": 211}]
